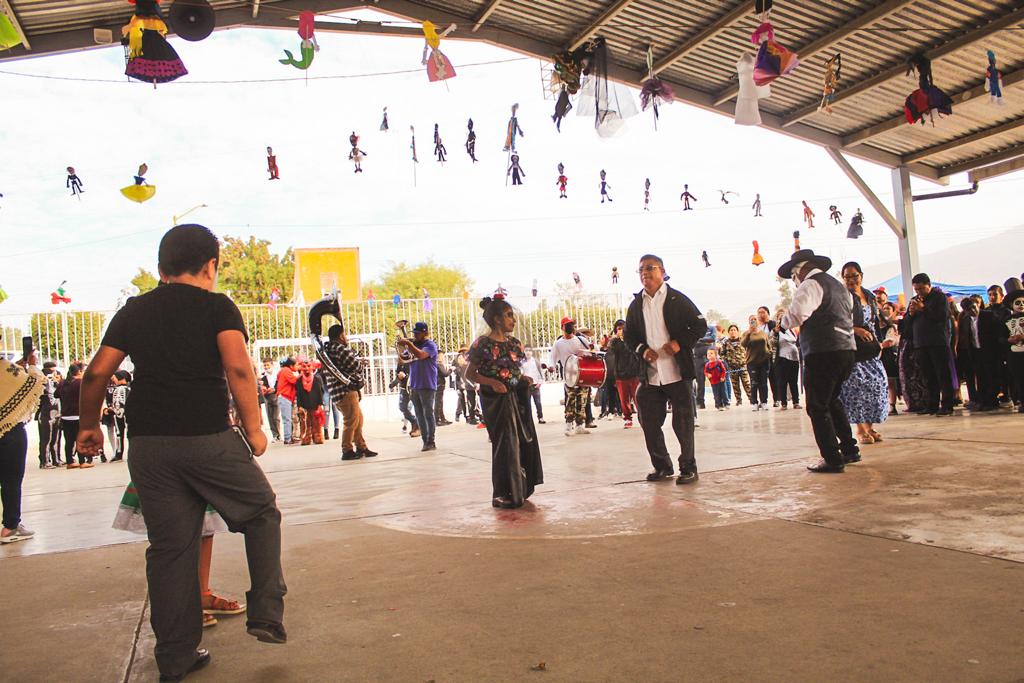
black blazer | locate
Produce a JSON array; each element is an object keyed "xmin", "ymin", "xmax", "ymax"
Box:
[
  {"xmin": 624, "ymin": 285, "xmax": 708, "ymax": 383},
  {"xmin": 910, "ymin": 287, "xmax": 950, "ymax": 349}
]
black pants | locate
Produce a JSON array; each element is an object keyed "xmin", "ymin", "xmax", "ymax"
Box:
[
  {"xmin": 61, "ymin": 419, "xmax": 84, "ymax": 464},
  {"xmin": 531, "ymin": 387, "xmax": 543, "ymax": 419},
  {"xmin": 1009, "ymin": 353, "xmax": 1024, "ymax": 410},
  {"xmin": 692, "ymin": 356, "xmax": 707, "ymax": 407},
  {"xmin": 957, "ymin": 350, "xmax": 978, "ymax": 405},
  {"xmin": 264, "ymin": 393, "xmax": 281, "ymax": 440},
  {"xmin": 774, "ymin": 357, "xmax": 800, "ymax": 406},
  {"xmin": 636, "ymin": 380, "xmax": 696, "ymax": 474},
  {"xmin": 748, "ymin": 361, "xmax": 770, "ymax": 405},
  {"xmin": 974, "ymin": 346, "xmax": 998, "ymax": 407},
  {"xmin": 767, "ymin": 358, "xmax": 779, "ymax": 402},
  {"xmin": 113, "ymin": 416, "xmax": 128, "ymax": 459},
  {"xmin": 37, "ymin": 416, "xmax": 52, "ymax": 467},
  {"xmin": 803, "ymin": 351, "xmax": 858, "ymax": 466},
  {"xmin": 0, "ymin": 423, "xmax": 27, "ymax": 530},
  {"xmin": 434, "ymin": 386, "xmax": 448, "ymax": 422},
  {"xmin": 917, "ymin": 345, "xmax": 954, "ymax": 411}
]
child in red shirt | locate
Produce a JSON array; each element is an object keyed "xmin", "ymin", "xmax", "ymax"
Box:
[{"xmin": 704, "ymin": 349, "xmax": 729, "ymax": 410}]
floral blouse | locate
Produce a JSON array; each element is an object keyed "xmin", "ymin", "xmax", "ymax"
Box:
[{"xmin": 468, "ymin": 334, "xmax": 525, "ymax": 388}]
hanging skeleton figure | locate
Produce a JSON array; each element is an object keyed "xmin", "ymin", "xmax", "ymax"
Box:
[
  {"xmin": 829, "ymin": 205, "xmax": 842, "ymax": 224},
  {"xmin": 266, "ymin": 147, "xmax": 280, "ymax": 180},
  {"xmin": 819, "ymin": 53, "xmax": 841, "ymax": 113},
  {"xmin": 433, "ymin": 124, "xmax": 447, "ymax": 163},
  {"xmin": 380, "ymin": 107, "xmax": 389, "ymax": 132},
  {"xmin": 680, "ymin": 184, "xmax": 697, "ymax": 211},
  {"xmin": 717, "ymin": 190, "xmax": 738, "ymax": 205},
  {"xmin": 639, "ymin": 45, "xmax": 674, "ymax": 130},
  {"xmin": 66, "ymin": 167, "xmax": 84, "ymax": 198},
  {"xmin": 465, "ymin": 119, "xmax": 478, "ymax": 162},
  {"xmin": 421, "ymin": 21, "xmax": 456, "ymax": 82},
  {"xmin": 504, "ymin": 103, "xmax": 525, "ymax": 152},
  {"xmin": 644, "ymin": 178, "xmax": 651, "ymax": 211},
  {"xmin": 847, "ymin": 209, "xmax": 865, "ymax": 240},
  {"xmin": 611, "ymin": 267, "xmax": 619, "ymax": 284},
  {"xmin": 556, "ymin": 163, "xmax": 568, "ymax": 198},
  {"xmin": 702, "ymin": 251, "xmax": 711, "ymax": 268},
  {"xmin": 793, "ymin": 230, "xmax": 800, "ymax": 251},
  {"xmin": 985, "ymin": 50, "xmax": 1004, "ymax": 105},
  {"xmin": 507, "ymin": 154, "xmax": 525, "ymax": 186},
  {"xmin": 279, "ymin": 10, "xmax": 319, "ymax": 69},
  {"xmin": 348, "ymin": 132, "xmax": 367, "ymax": 173},
  {"xmin": 802, "ymin": 200, "xmax": 815, "ymax": 228},
  {"xmin": 599, "ymin": 170, "xmax": 613, "ymax": 203},
  {"xmin": 904, "ymin": 53, "xmax": 953, "ymax": 126}
]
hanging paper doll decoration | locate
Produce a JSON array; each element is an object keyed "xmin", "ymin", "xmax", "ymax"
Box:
[
  {"xmin": 680, "ymin": 184, "xmax": 697, "ymax": 211},
  {"xmin": 268, "ymin": 287, "xmax": 281, "ymax": 309},
  {"xmin": 792, "ymin": 230, "xmax": 800, "ymax": 251},
  {"xmin": 421, "ymin": 21, "xmax": 456, "ymax": 82},
  {"xmin": 750, "ymin": 19, "xmax": 799, "ymax": 87},
  {"xmin": 599, "ymin": 170, "xmax": 613, "ymax": 203},
  {"xmin": 531, "ymin": 279, "xmax": 538, "ymax": 297},
  {"xmin": 819, "ymin": 53, "xmax": 841, "ymax": 113},
  {"xmin": 985, "ymin": 50, "xmax": 1004, "ymax": 105},
  {"xmin": 465, "ymin": 119, "xmax": 478, "ymax": 162},
  {"xmin": 717, "ymin": 190, "xmax": 737, "ymax": 205},
  {"xmin": 462, "ymin": 289, "xmax": 470, "ymax": 301},
  {"xmin": 802, "ymin": 200, "xmax": 815, "ymax": 228},
  {"xmin": 410, "ymin": 126, "xmax": 418, "ymax": 163},
  {"xmin": 0, "ymin": 284, "xmax": 7, "ymax": 305},
  {"xmin": 702, "ymin": 251, "xmax": 711, "ymax": 268},
  {"xmin": 495, "ymin": 283, "xmax": 509, "ymax": 298},
  {"xmin": 639, "ymin": 46, "xmax": 674, "ymax": 130},
  {"xmin": 392, "ymin": 291, "xmax": 401, "ymax": 307},
  {"xmin": 611, "ymin": 267, "xmax": 619, "ymax": 284},
  {"xmin": 550, "ymin": 42, "xmax": 595, "ymax": 130},
  {"xmin": 904, "ymin": 53, "xmax": 952, "ymax": 125},
  {"xmin": 423, "ymin": 288, "xmax": 433, "ymax": 313},
  {"xmin": 51, "ymin": 281, "xmax": 71, "ymax": 305},
  {"xmin": 734, "ymin": 52, "xmax": 771, "ymax": 126},
  {"xmin": 367, "ymin": 288, "xmax": 376, "ymax": 306},
  {"xmin": 266, "ymin": 147, "xmax": 280, "ymax": 180},
  {"xmin": 433, "ymin": 124, "xmax": 447, "ymax": 163},
  {"xmin": 121, "ymin": 163, "xmax": 156, "ymax": 203},
  {"xmin": 644, "ymin": 178, "xmax": 651, "ymax": 211},
  {"xmin": 504, "ymin": 103, "xmax": 524, "ymax": 152},
  {"xmin": 507, "ymin": 153, "xmax": 525, "ymax": 186},
  {"xmin": 829, "ymin": 205, "xmax": 842, "ymax": 224},
  {"xmin": 66, "ymin": 167, "xmax": 84, "ymax": 198},
  {"xmin": 121, "ymin": 0, "xmax": 188, "ymax": 87},
  {"xmin": 847, "ymin": 209, "xmax": 865, "ymax": 240},
  {"xmin": 751, "ymin": 241, "xmax": 765, "ymax": 267},
  {"xmin": 572, "ymin": 272, "xmax": 582, "ymax": 290},
  {"xmin": 752, "ymin": 193, "xmax": 762, "ymax": 217},
  {"xmin": 349, "ymin": 132, "xmax": 367, "ymax": 173},
  {"xmin": 576, "ymin": 37, "xmax": 639, "ymax": 137},
  {"xmin": 380, "ymin": 107, "xmax": 389, "ymax": 132},
  {"xmin": 556, "ymin": 163, "xmax": 568, "ymax": 198},
  {"xmin": 553, "ymin": 88, "xmax": 573, "ymax": 132},
  {"xmin": 279, "ymin": 10, "xmax": 319, "ymax": 70}
]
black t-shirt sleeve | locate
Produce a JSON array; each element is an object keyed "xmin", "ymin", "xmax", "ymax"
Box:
[
  {"xmin": 212, "ymin": 294, "xmax": 249, "ymax": 342},
  {"xmin": 101, "ymin": 306, "xmax": 133, "ymax": 353}
]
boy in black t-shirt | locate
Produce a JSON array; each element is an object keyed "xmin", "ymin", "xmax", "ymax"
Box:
[{"xmin": 77, "ymin": 225, "xmax": 287, "ymax": 681}]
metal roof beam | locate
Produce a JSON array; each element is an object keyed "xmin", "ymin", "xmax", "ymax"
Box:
[
  {"xmin": 651, "ymin": 2, "xmax": 749, "ymax": 76},
  {"xmin": 940, "ymin": 143, "xmax": 1024, "ymax": 178},
  {"xmin": 0, "ymin": 0, "xmax": 31, "ymax": 50},
  {"xmin": 969, "ymin": 156, "xmax": 1024, "ymax": 183},
  {"xmin": 902, "ymin": 116, "xmax": 1024, "ymax": 164},
  {"xmin": 568, "ymin": 0, "xmax": 638, "ymax": 52},
  {"xmin": 825, "ymin": 147, "xmax": 902, "ymax": 237},
  {"xmin": 714, "ymin": 0, "xmax": 917, "ymax": 106},
  {"xmin": 843, "ymin": 68, "xmax": 1024, "ymax": 148},
  {"xmin": 780, "ymin": 4, "xmax": 1024, "ymax": 129},
  {"xmin": 471, "ymin": 0, "xmax": 505, "ymax": 32}
]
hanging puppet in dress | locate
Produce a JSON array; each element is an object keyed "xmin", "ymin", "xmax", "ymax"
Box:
[
  {"xmin": 410, "ymin": 126, "xmax": 419, "ymax": 186},
  {"xmin": 750, "ymin": 16, "xmax": 799, "ymax": 87},
  {"xmin": 819, "ymin": 53, "xmax": 841, "ymax": 113},
  {"xmin": 680, "ymin": 184, "xmax": 697, "ymax": 211},
  {"xmin": 644, "ymin": 178, "xmax": 651, "ymax": 211},
  {"xmin": 380, "ymin": 107, "xmax": 389, "ymax": 132},
  {"xmin": 465, "ymin": 119, "xmax": 478, "ymax": 162},
  {"xmin": 348, "ymin": 133, "xmax": 367, "ymax": 173},
  {"xmin": 792, "ymin": 230, "xmax": 800, "ymax": 251},
  {"xmin": 268, "ymin": 287, "xmax": 281, "ymax": 309},
  {"xmin": 572, "ymin": 272, "xmax": 582, "ymax": 290},
  {"xmin": 717, "ymin": 190, "xmax": 738, "ymax": 205},
  {"xmin": 752, "ymin": 193, "xmax": 762, "ymax": 217},
  {"xmin": 735, "ymin": 52, "xmax": 770, "ymax": 126},
  {"xmin": 121, "ymin": 163, "xmax": 156, "ymax": 203},
  {"xmin": 392, "ymin": 291, "xmax": 401, "ymax": 307},
  {"xmin": 531, "ymin": 279, "xmax": 538, "ymax": 297},
  {"xmin": 66, "ymin": 167, "xmax": 84, "ymax": 198},
  {"xmin": 433, "ymin": 124, "xmax": 447, "ymax": 163},
  {"xmin": 421, "ymin": 21, "xmax": 456, "ymax": 82},
  {"xmin": 423, "ymin": 288, "xmax": 433, "ymax": 313},
  {"xmin": 550, "ymin": 41, "xmax": 592, "ymax": 131},
  {"xmin": 904, "ymin": 53, "xmax": 953, "ymax": 125},
  {"xmin": 751, "ymin": 241, "xmax": 765, "ymax": 267},
  {"xmin": 50, "ymin": 281, "xmax": 71, "ymax": 305},
  {"xmin": 847, "ymin": 209, "xmax": 865, "ymax": 239},
  {"xmin": 599, "ymin": 170, "xmax": 613, "ymax": 203},
  {"xmin": 829, "ymin": 205, "xmax": 842, "ymax": 224},
  {"xmin": 504, "ymin": 103, "xmax": 524, "ymax": 152},
  {"xmin": 279, "ymin": 10, "xmax": 319, "ymax": 70},
  {"xmin": 556, "ymin": 163, "xmax": 568, "ymax": 198},
  {"xmin": 367, "ymin": 288, "xmax": 376, "ymax": 306},
  {"xmin": 640, "ymin": 46, "xmax": 674, "ymax": 130},
  {"xmin": 802, "ymin": 200, "xmax": 815, "ymax": 228},
  {"xmin": 985, "ymin": 50, "xmax": 1004, "ymax": 105},
  {"xmin": 611, "ymin": 267, "xmax": 619, "ymax": 284},
  {"xmin": 507, "ymin": 153, "xmax": 525, "ymax": 186},
  {"xmin": 122, "ymin": 0, "xmax": 188, "ymax": 86},
  {"xmin": 266, "ymin": 147, "xmax": 280, "ymax": 180},
  {"xmin": 576, "ymin": 36, "xmax": 639, "ymax": 137},
  {"xmin": 702, "ymin": 251, "xmax": 711, "ymax": 268}
]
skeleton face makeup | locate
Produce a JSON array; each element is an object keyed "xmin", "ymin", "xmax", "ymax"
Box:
[{"xmin": 1013, "ymin": 298, "xmax": 1024, "ymax": 314}]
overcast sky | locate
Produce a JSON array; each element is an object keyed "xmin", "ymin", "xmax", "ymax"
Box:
[{"xmin": 0, "ymin": 7, "xmax": 1021, "ymax": 321}]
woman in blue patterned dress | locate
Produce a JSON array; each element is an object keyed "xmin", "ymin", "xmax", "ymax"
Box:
[{"xmin": 839, "ymin": 262, "xmax": 890, "ymax": 444}]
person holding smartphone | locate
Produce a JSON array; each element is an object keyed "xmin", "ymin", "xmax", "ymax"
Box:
[
  {"xmin": 0, "ymin": 348, "xmax": 44, "ymax": 543},
  {"xmin": 76, "ymin": 224, "xmax": 287, "ymax": 682}
]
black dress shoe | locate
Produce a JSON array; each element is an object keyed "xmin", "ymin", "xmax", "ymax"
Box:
[
  {"xmin": 807, "ymin": 459, "xmax": 844, "ymax": 473},
  {"xmin": 676, "ymin": 471, "xmax": 699, "ymax": 485},
  {"xmin": 358, "ymin": 448, "xmax": 378, "ymax": 458},
  {"xmin": 421, "ymin": 442, "xmax": 437, "ymax": 452},
  {"xmin": 110, "ymin": 455, "xmax": 123, "ymax": 462},
  {"xmin": 842, "ymin": 452, "xmax": 862, "ymax": 464},
  {"xmin": 340, "ymin": 450, "xmax": 362, "ymax": 461},
  {"xmin": 492, "ymin": 496, "xmax": 518, "ymax": 509},
  {"xmin": 645, "ymin": 470, "xmax": 674, "ymax": 481},
  {"xmin": 159, "ymin": 649, "xmax": 211, "ymax": 681},
  {"xmin": 333, "ymin": 428, "xmax": 340, "ymax": 440},
  {"xmin": 247, "ymin": 621, "xmax": 287, "ymax": 644}
]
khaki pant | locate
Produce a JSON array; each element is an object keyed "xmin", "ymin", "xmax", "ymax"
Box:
[{"xmin": 335, "ymin": 392, "xmax": 367, "ymax": 452}]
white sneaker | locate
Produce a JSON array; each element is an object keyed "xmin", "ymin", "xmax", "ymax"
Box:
[
  {"xmin": 574, "ymin": 424, "xmax": 591, "ymax": 435},
  {"xmin": 761, "ymin": 403, "xmax": 769, "ymax": 410},
  {"xmin": 564, "ymin": 423, "xmax": 575, "ymax": 436},
  {"xmin": 752, "ymin": 405, "xmax": 760, "ymax": 411},
  {"xmin": 0, "ymin": 524, "xmax": 34, "ymax": 544}
]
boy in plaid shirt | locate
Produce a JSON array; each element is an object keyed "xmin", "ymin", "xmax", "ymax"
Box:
[{"xmin": 323, "ymin": 324, "xmax": 378, "ymax": 461}]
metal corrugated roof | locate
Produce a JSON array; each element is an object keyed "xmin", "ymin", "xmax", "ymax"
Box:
[{"xmin": 2, "ymin": 0, "xmax": 1022, "ymax": 182}]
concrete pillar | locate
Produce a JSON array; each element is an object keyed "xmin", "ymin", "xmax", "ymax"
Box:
[{"xmin": 891, "ymin": 166, "xmax": 920, "ymax": 299}]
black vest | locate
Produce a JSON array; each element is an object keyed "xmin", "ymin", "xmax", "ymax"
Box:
[{"xmin": 799, "ymin": 272, "xmax": 855, "ymax": 357}]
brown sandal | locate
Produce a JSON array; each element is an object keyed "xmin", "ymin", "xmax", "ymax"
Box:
[
  {"xmin": 203, "ymin": 611, "xmax": 217, "ymax": 628},
  {"xmin": 202, "ymin": 592, "xmax": 246, "ymax": 615}
]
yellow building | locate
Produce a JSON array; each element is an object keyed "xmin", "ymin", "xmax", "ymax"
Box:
[{"xmin": 292, "ymin": 248, "xmax": 361, "ymax": 304}]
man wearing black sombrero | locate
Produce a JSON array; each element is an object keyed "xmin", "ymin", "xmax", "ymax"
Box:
[{"xmin": 779, "ymin": 249, "xmax": 860, "ymax": 473}]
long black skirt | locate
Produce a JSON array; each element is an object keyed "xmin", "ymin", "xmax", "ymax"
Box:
[{"xmin": 480, "ymin": 382, "xmax": 544, "ymax": 507}]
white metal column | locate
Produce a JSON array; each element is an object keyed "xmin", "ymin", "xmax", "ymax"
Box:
[{"xmin": 891, "ymin": 166, "xmax": 920, "ymax": 299}]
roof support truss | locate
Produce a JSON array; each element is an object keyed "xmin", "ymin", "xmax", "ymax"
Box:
[
  {"xmin": 651, "ymin": 2, "xmax": 749, "ymax": 76},
  {"xmin": 969, "ymin": 155, "xmax": 1024, "ymax": 183},
  {"xmin": 568, "ymin": 0, "xmax": 638, "ymax": 51},
  {"xmin": 471, "ymin": 0, "xmax": 504, "ymax": 32},
  {"xmin": 902, "ymin": 116, "xmax": 1024, "ymax": 165},
  {"xmin": 825, "ymin": 147, "xmax": 902, "ymax": 237},
  {"xmin": 939, "ymin": 143, "xmax": 1024, "ymax": 179}
]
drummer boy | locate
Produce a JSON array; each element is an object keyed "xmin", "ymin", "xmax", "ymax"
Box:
[{"xmin": 549, "ymin": 317, "xmax": 596, "ymax": 436}]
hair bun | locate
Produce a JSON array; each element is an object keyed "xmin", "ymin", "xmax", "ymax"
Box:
[{"xmin": 479, "ymin": 297, "xmax": 492, "ymax": 311}]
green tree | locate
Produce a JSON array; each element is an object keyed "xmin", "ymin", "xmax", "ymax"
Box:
[
  {"xmin": 218, "ymin": 236, "xmax": 294, "ymax": 305},
  {"xmin": 363, "ymin": 260, "xmax": 472, "ymax": 301},
  {"xmin": 30, "ymin": 311, "xmax": 107, "ymax": 363},
  {"xmin": 131, "ymin": 268, "xmax": 159, "ymax": 294},
  {"xmin": 704, "ymin": 308, "xmax": 734, "ymax": 330}
]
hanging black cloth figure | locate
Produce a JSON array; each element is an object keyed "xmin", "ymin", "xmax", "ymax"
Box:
[
  {"xmin": 847, "ymin": 209, "xmax": 865, "ymax": 239},
  {"xmin": 553, "ymin": 89, "xmax": 573, "ymax": 132},
  {"xmin": 702, "ymin": 250, "xmax": 711, "ymax": 268},
  {"xmin": 465, "ymin": 119, "xmax": 478, "ymax": 162},
  {"xmin": 508, "ymin": 153, "xmax": 525, "ymax": 186},
  {"xmin": 433, "ymin": 124, "xmax": 447, "ymax": 163},
  {"xmin": 829, "ymin": 205, "xmax": 842, "ymax": 224},
  {"xmin": 599, "ymin": 170, "xmax": 613, "ymax": 203},
  {"xmin": 380, "ymin": 107, "xmax": 389, "ymax": 132},
  {"xmin": 904, "ymin": 53, "xmax": 953, "ymax": 126},
  {"xmin": 66, "ymin": 167, "xmax": 84, "ymax": 198}
]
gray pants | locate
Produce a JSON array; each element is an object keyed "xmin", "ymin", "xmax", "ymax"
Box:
[{"xmin": 128, "ymin": 430, "xmax": 287, "ymax": 678}]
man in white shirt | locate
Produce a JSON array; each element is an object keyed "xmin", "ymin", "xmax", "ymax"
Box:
[
  {"xmin": 260, "ymin": 359, "xmax": 281, "ymax": 442},
  {"xmin": 624, "ymin": 254, "xmax": 708, "ymax": 484},
  {"xmin": 550, "ymin": 317, "xmax": 593, "ymax": 435},
  {"xmin": 520, "ymin": 349, "xmax": 546, "ymax": 424}
]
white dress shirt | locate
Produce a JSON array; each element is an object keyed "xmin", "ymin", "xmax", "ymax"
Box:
[
  {"xmin": 550, "ymin": 335, "xmax": 589, "ymax": 384},
  {"xmin": 521, "ymin": 356, "xmax": 544, "ymax": 384},
  {"xmin": 642, "ymin": 283, "xmax": 683, "ymax": 386},
  {"xmin": 782, "ymin": 268, "xmax": 825, "ymax": 330}
]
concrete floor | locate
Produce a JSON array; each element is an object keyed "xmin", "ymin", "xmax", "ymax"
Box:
[{"xmin": 3, "ymin": 402, "xmax": 1023, "ymax": 682}]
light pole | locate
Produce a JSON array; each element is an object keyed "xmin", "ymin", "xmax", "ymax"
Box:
[{"xmin": 172, "ymin": 203, "xmax": 208, "ymax": 225}]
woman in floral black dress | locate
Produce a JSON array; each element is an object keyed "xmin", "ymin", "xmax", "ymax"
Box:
[{"xmin": 466, "ymin": 297, "xmax": 543, "ymax": 509}]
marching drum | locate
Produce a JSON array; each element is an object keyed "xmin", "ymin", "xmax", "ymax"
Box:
[{"xmin": 564, "ymin": 354, "xmax": 607, "ymax": 388}]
